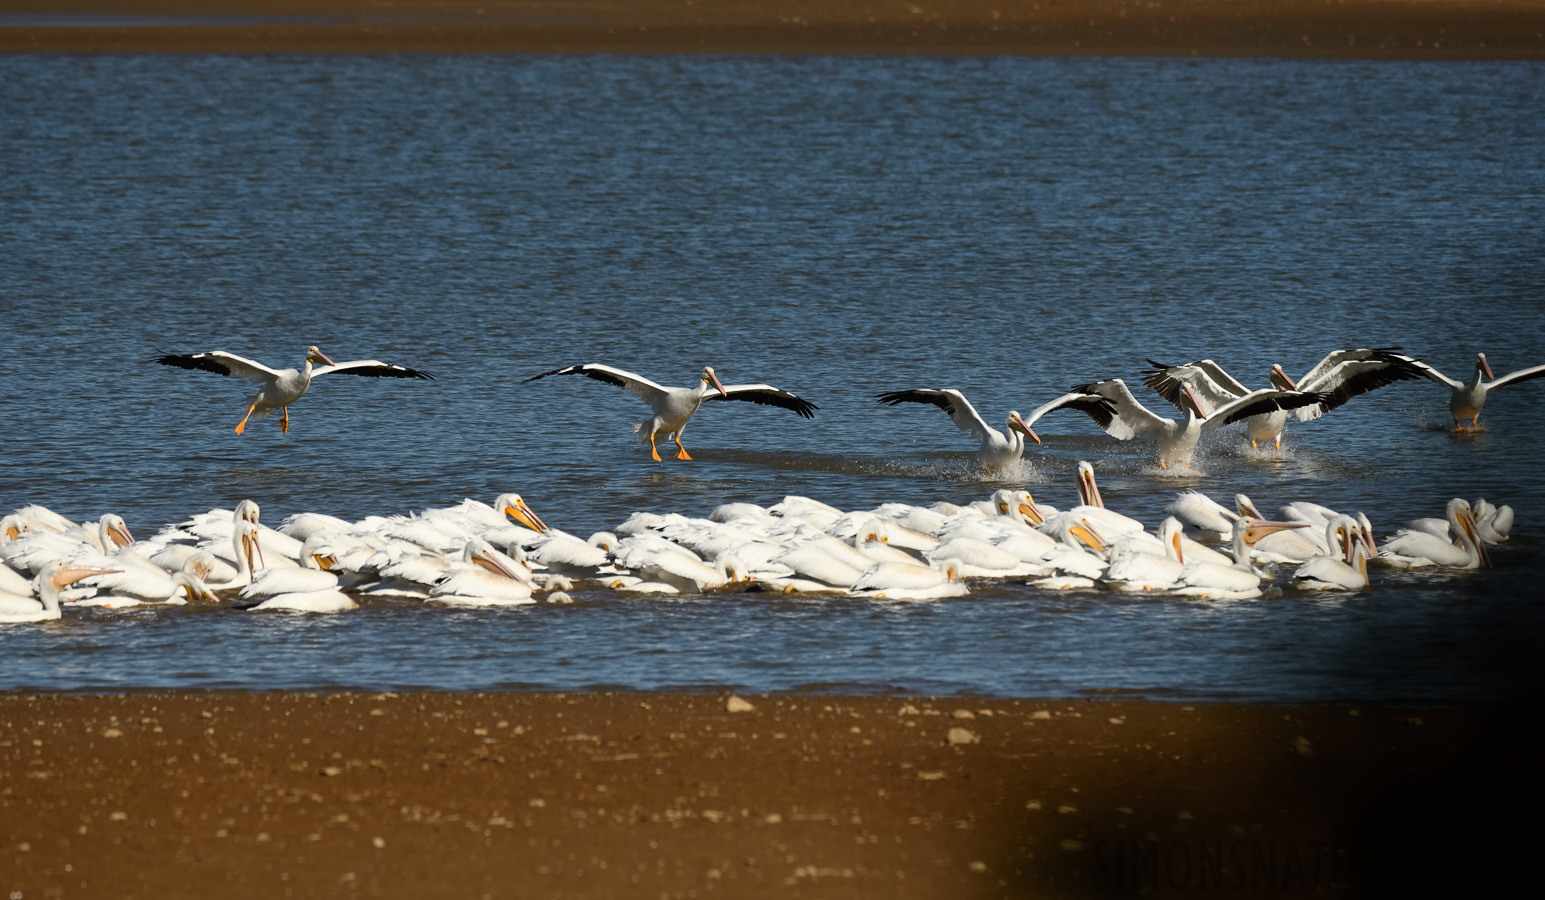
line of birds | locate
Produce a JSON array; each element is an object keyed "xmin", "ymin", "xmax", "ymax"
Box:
[
  {"xmin": 152, "ymin": 345, "xmax": 1544, "ymax": 471},
  {"xmin": 0, "ymin": 461, "xmax": 1513, "ymax": 623}
]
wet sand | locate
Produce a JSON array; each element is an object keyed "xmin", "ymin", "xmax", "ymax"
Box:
[
  {"xmin": 1, "ymin": 0, "xmax": 1543, "ymax": 57},
  {"xmin": 1, "ymin": 692, "xmax": 1537, "ymax": 897}
]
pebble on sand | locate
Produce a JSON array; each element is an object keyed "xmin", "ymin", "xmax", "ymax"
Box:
[
  {"xmin": 725, "ymin": 695, "xmax": 755, "ymax": 713},
  {"xmin": 947, "ymin": 727, "xmax": 978, "ymax": 745}
]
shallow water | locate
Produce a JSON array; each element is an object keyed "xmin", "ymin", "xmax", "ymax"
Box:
[{"xmin": 1, "ymin": 55, "xmax": 1542, "ymax": 700}]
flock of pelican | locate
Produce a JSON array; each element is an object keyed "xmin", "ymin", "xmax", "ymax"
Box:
[
  {"xmin": 0, "ymin": 460, "xmax": 1513, "ymax": 623},
  {"xmin": 152, "ymin": 345, "xmax": 1543, "ymax": 472}
]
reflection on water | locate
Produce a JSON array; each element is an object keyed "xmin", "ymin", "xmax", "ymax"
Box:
[{"xmin": 0, "ymin": 54, "xmax": 1543, "ymax": 700}]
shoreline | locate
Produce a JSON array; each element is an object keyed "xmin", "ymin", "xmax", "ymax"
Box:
[
  {"xmin": 2, "ymin": 0, "xmax": 1544, "ymax": 58},
  {"xmin": 3, "ymin": 691, "xmax": 1537, "ymax": 896}
]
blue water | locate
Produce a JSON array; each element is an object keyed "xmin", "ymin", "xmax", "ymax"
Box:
[{"xmin": 2, "ymin": 55, "xmax": 1543, "ymax": 701}]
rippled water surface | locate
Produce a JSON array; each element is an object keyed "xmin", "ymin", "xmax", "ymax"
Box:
[{"xmin": 2, "ymin": 55, "xmax": 1542, "ymax": 700}]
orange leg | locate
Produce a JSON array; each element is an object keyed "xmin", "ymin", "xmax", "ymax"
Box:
[
  {"xmin": 1453, "ymin": 416, "xmax": 1466, "ymax": 433},
  {"xmin": 648, "ymin": 433, "xmax": 663, "ymax": 462},
  {"xmin": 281, "ymin": 406, "xmax": 290, "ymax": 434},
  {"xmin": 1250, "ymin": 440, "xmax": 1259, "ymax": 451},
  {"xmin": 673, "ymin": 434, "xmax": 692, "ymax": 461},
  {"xmin": 1159, "ymin": 460, "xmax": 1168, "ymax": 470},
  {"xmin": 235, "ymin": 402, "xmax": 257, "ymax": 435},
  {"xmin": 1472, "ymin": 415, "xmax": 1486, "ymax": 433}
]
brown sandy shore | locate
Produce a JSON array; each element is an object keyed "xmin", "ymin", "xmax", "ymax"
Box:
[
  {"xmin": 1, "ymin": 0, "xmax": 1543, "ymax": 57},
  {"xmin": 1, "ymin": 692, "xmax": 1538, "ymax": 898}
]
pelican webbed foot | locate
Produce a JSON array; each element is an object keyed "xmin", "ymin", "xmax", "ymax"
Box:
[
  {"xmin": 281, "ymin": 407, "xmax": 290, "ymax": 434},
  {"xmin": 235, "ymin": 402, "xmax": 257, "ymax": 435},
  {"xmin": 649, "ymin": 434, "xmax": 663, "ymax": 463}
]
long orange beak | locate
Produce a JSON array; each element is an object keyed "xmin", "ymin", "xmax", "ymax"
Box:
[
  {"xmin": 505, "ymin": 500, "xmax": 549, "ymax": 534},
  {"xmin": 1479, "ymin": 355, "xmax": 1495, "ymax": 381},
  {"xmin": 1184, "ymin": 386, "xmax": 1207, "ymax": 420},
  {"xmin": 54, "ymin": 565, "xmax": 119, "ymax": 591},
  {"xmin": 1271, "ymin": 365, "xmax": 1299, "ymax": 391},
  {"xmin": 1458, "ymin": 511, "xmax": 1489, "ymax": 567},
  {"xmin": 708, "ymin": 370, "xmax": 728, "ymax": 399},
  {"xmin": 1010, "ymin": 414, "xmax": 1041, "ymax": 445},
  {"xmin": 308, "ymin": 347, "xmax": 337, "ymax": 367},
  {"xmin": 1241, "ymin": 521, "xmax": 1308, "ymax": 546},
  {"xmin": 1078, "ymin": 467, "xmax": 1104, "ymax": 509},
  {"xmin": 109, "ymin": 522, "xmax": 135, "ymax": 549},
  {"xmin": 472, "ymin": 548, "xmax": 531, "ymax": 585},
  {"xmin": 1171, "ymin": 529, "xmax": 1185, "ymax": 565}
]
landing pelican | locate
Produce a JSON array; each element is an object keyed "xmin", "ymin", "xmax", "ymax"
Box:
[
  {"xmin": 523, "ymin": 364, "xmax": 817, "ymax": 461},
  {"xmin": 1142, "ymin": 348, "xmax": 1423, "ymax": 450},
  {"xmin": 1064, "ymin": 379, "xmax": 1329, "ymax": 469},
  {"xmin": 1393, "ymin": 351, "xmax": 1545, "ymax": 432},
  {"xmin": 874, "ymin": 389, "xmax": 1040, "ymax": 475},
  {"xmin": 154, "ymin": 345, "xmax": 434, "ymax": 434}
]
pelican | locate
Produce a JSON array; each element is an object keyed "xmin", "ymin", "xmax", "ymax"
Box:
[
  {"xmin": 523, "ymin": 364, "xmax": 817, "ymax": 461},
  {"xmin": 154, "ymin": 345, "xmax": 434, "ymax": 434},
  {"xmin": 1391, "ymin": 351, "xmax": 1545, "ymax": 432},
  {"xmin": 1141, "ymin": 348, "xmax": 1424, "ymax": 450},
  {"xmin": 1379, "ymin": 499, "xmax": 1488, "ymax": 568},
  {"xmin": 1173, "ymin": 519, "xmax": 1310, "ymax": 600},
  {"xmin": 1103, "ymin": 518, "xmax": 1187, "ymax": 593},
  {"xmin": 1165, "ymin": 491, "xmax": 1240, "ymax": 541},
  {"xmin": 1, "ymin": 561, "xmax": 117, "ymax": 624},
  {"xmin": 874, "ymin": 389, "xmax": 1041, "ymax": 474},
  {"xmin": 1063, "ymin": 379, "xmax": 1329, "ymax": 469},
  {"xmin": 851, "ymin": 560, "xmax": 967, "ymax": 600},
  {"xmin": 1292, "ymin": 516, "xmax": 1371, "ymax": 591},
  {"xmin": 242, "ymin": 588, "xmax": 357, "ymax": 613}
]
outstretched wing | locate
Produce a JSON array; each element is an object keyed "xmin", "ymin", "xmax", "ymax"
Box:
[
  {"xmin": 522, "ymin": 363, "xmax": 670, "ymax": 403},
  {"xmin": 1206, "ymin": 389, "xmax": 1332, "ymax": 430},
  {"xmin": 1487, "ymin": 362, "xmax": 1545, "ymax": 390},
  {"xmin": 1065, "ymin": 379, "xmax": 1169, "ymax": 440},
  {"xmin": 1384, "ymin": 353, "xmax": 1462, "ymax": 390},
  {"xmin": 705, "ymin": 384, "xmax": 818, "ymax": 419},
  {"xmin": 1142, "ymin": 359, "xmax": 1248, "ymax": 414},
  {"xmin": 1293, "ymin": 349, "xmax": 1424, "ymax": 421},
  {"xmin": 152, "ymin": 351, "xmax": 283, "ymax": 384},
  {"xmin": 875, "ymin": 389, "xmax": 992, "ymax": 441},
  {"xmin": 1023, "ymin": 390, "xmax": 1118, "ymax": 432},
  {"xmin": 313, "ymin": 360, "xmax": 434, "ymax": 380}
]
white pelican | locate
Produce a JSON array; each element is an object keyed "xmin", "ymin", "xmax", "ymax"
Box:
[
  {"xmin": 1379, "ymin": 499, "xmax": 1488, "ymax": 568},
  {"xmin": 1141, "ymin": 348, "xmax": 1424, "ymax": 450},
  {"xmin": 242, "ymin": 588, "xmax": 357, "ymax": 613},
  {"xmin": 1173, "ymin": 519, "xmax": 1310, "ymax": 600},
  {"xmin": 873, "ymin": 389, "xmax": 1042, "ymax": 475},
  {"xmin": 154, "ymin": 345, "xmax": 433, "ymax": 434},
  {"xmin": 239, "ymin": 550, "xmax": 341, "ymax": 601},
  {"xmin": 1, "ymin": 561, "xmax": 117, "ymax": 624},
  {"xmin": 1165, "ymin": 491, "xmax": 1240, "ymax": 541},
  {"xmin": 1473, "ymin": 499, "xmax": 1513, "ymax": 544},
  {"xmin": 1103, "ymin": 518, "xmax": 1187, "ymax": 593},
  {"xmin": 851, "ymin": 560, "xmax": 967, "ymax": 601},
  {"xmin": 1391, "ymin": 351, "xmax": 1545, "ymax": 432},
  {"xmin": 1292, "ymin": 516, "xmax": 1371, "ymax": 591},
  {"xmin": 204, "ymin": 521, "xmax": 265, "ymax": 591},
  {"xmin": 523, "ymin": 364, "xmax": 817, "ymax": 461},
  {"xmin": 428, "ymin": 544, "xmax": 536, "ymax": 606},
  {"xmin": 1064, "ymin": 379, "xmax": 1329, "ymax": 469},
  {"xmin": 0, "ymin": 560, "xmax": 30, "ymax": 596}
]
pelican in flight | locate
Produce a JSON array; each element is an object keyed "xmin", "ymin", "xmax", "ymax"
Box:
[
  {"xmin": 154, "ymin": 345, "xmax": 434, "ymax": 434},
  {"xmin": 1389, "ymin": 351, "xmax": 1545, "ymax": 432},
  {"xmin": 1062, "ymin": 378, "xmax": 1329, "ymax": 469},
  {"xmin": 523, "ymin": 364, "xmax": 817, "ymax": 461},
  {"xmin": 874, "ymin": 388, "xmax": 1116, "ymax": 475},
  {"xmin": 1142, "ymin": 348, "xmax": 1425, "ymax": 450}
]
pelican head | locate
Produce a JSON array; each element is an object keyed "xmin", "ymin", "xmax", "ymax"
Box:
[
  {"xmin": 702, "ymin": 366, "xmax": 729, "ymax": 398},
  {"xmin": 1158, "ymin": 516, "xmax": 1185, "ymax": 564},
  {"xmin": 466, "ymin": 540, "xmax": 532, "ymax": 585},
  {"xmin": 1269, "ymin": 365, "xmax": 1299, "ymax": 391},
  {"xmin": 1182, "ymin": 385, "xmax": 1208, "ymax": 419},
  {"xmin": 174, "ymin": 573, "xmax": 220, "ymax": 603},
  {"xmin": 1007, "ymin": 411, "xmax": 1041, "ymax": 445},
  {"xmin": 1450, "ymin": 498, "xmax": 1490, "ymax": 568},
  {"xmin": 992, "ymin": 489, "xmax": 1042, "ymax": 525},
  {"xmin": 1234, "ymin": 494, "xmax": 1265, "ymax": 521},
  {"xmin": 305, "ymin": 345, "xmax": 337, "ymax": 367},
  {"xmin": 498, "ymin": 494, "xmax": 549, "ymax": 534},
  {"xmin": 234, "ymin": 499, "xmax": 261, "ymax": 525},
  {"xmin": 101, "ymin": 514, "xmax": 135, "ymax": 549},
  {"xmin": 1476, "ymin": 352, "xmax": 1495, "ymax": 381},
  {"xmin": 1071, "ymin": 519, "xmax": 1107, "ymax": 554},
  {"xmin": 2, "ymin": 515, "xmax": 25, "ymax": 542},
  {"xmin": 1076, "ymin": 461, "xmax": 1104, "ymax": 509}
]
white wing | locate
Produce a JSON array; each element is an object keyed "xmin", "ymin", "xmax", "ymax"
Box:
[
  {"xmin": 1141, "ymin": 359, "xmax": 1248, "ymax": 414},
  {"xmin": 313, "ymin": 360, "xmax": 434, "ymax": 380},
  {"xmin": 1487, "ymin": 362, "xmax": 1545, "ymax": 390},
  {"xmin": 523, "ymin": 363, "xmax": 671, "ymax": 403},
  {"xmin": 1203, "ymin": 389, "xmax": 1330, "ymax": 432},
  {"xmin": 706, "ymin": 384, "xmax": 818, "ymax": 418},
  {"xmin": 153, "ymin": 351, "xmax": 284, "ymax": 384},
  {"xmin": 1068, "ymin": 379, "xmax": 1171, "ymax": 440},
  {"xmin": 874, "ymin": 389, "xmax": 994, "ymax": 441}
]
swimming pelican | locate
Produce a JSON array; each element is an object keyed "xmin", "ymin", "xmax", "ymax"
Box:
[
  {"xmin": 0, "ymin": 561, "xmax": 118, "ymax": 624},
  {"xmin": 873, "ymin": 389, "xmax": 1041, "ymax": 475},
  {"xmin": 1064, "ymin": 379, "xmax": 1329, "ymax": 469},
  {"xmin": 154, "ymin": 345, "xmax": 434, "ymax": 434},
  {"xmin": 1292, "ymin": 516, "xmax": 1371, "ymax": 591},
  {"xmin": 523, "ymin": 364, "xmax": 817, "ymax": 461},
  {"xmin": 1391, "ymin": 351, "xmax": 1545, "ymax": 432},
  {"xmin": 1379, "ymin": 498, "xmax": 1487, "ymax": 568},
  {"xmin": 851, "ymin": 560, "xmax": 967, "ymax": 600},
  {"xmin": 1173, "ymin": 519, "xmax": 1310, "ymax": 600},
  {"xmin": 1165, "ymin": 491, "xmax": 1240, "ymax": 541},
  {"xmin": 1141, "ymin": 348, "xmax": 1424, "ymax": 450},
  {"xmin": 1102, "ymin": 517, "xmax": 1187, "ymax": 593}
]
